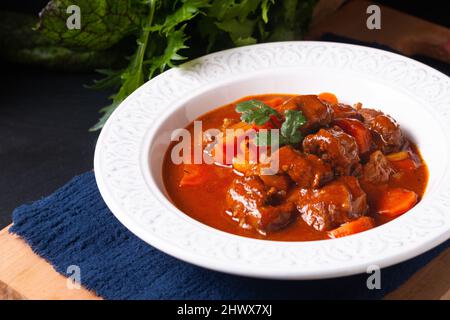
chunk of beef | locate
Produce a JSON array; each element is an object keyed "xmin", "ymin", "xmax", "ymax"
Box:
[
  {"xmin": 271, "ymin": 145, "xmax": 333, "ymax": 188},
  {"xmin": 297, "ymin": 176, "xmax": 368, "ymax": 232},
  {"xmin": 329, "ymin": 103, "xmax": 363, "ymax": 121},
  {"xmin": 362, "ymin": 150, "xmax": 395, "ymax": 184},
  {"xmin": 276, "ymin": 95, "xmax": 332, "ymax": 134},
  {"xmin": 357, "ymin": 107, "xmax": 381, "ymax": 121},
  {"xmin": 332, "ymin": 118, "xmax": 373, "ymax": 155},
  {"xmin": 358, "ymin": 108, "xmax": 405, "ymax": 154},
  {"xmin": 259, "ymin": 174, "xmax": 291, "ymax": 193},
  {"xmin": 226, "ymin": 176, "xmax": 296, "ymax": 234},
  {"xmin": 302, "ymin": 127, "xmax": 360, "ymax": 176}
]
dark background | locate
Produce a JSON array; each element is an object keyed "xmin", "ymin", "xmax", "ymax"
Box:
[{"xmin": 0, "ymin": 0, "xmax": 448, "ymax": 229}]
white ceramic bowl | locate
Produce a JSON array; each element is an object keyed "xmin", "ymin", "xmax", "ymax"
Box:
[{"xmin": 94, "ymin": 41, "xmax": 450, "ymax": 279}]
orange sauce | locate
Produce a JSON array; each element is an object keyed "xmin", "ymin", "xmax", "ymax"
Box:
[{"xmin": 162, "ymin": 95, "xmax": 428, "ymax": 241}]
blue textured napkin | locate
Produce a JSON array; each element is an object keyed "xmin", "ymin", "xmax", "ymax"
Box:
[
  {"xmin": 10, "ymin": 172, "xmax": 449, "ymax": 299},
  {"xmin": 9, "ymin": 35, "xmax": 450, "ymax": 299}
]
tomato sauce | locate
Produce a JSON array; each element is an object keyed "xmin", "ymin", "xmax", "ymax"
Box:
[{"xmin": 162, "ymin": 94, "xmax": 428, "ymax": 241}]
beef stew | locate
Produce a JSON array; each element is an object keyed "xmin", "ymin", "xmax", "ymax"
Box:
[{"xmin": 162, "ymin": 93, "xmax": 428, "ymax": 241}]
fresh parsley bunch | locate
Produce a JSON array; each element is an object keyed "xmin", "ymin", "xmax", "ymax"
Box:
[{"xmin": 0, "ymin": 0, "xmax": 317, "ymax": 130}]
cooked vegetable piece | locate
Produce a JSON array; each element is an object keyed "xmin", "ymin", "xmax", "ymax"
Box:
[
  {"xmin": 211, "ymin": 121, "xmax": 252, "ymax": 165},
  {"xmin": 391, "ymin": 159, "xmax": 417, "ymax": 171},
  {"xmin": 386, "ymin": 151, "xmax": 409, "ymax": 161},
  {"xmin": 263, "ymin": 97, "xmax": 284, "ymax": 108},
  {"xmin": 318, "ymin": 92, "xmax": 338, "ymax": 104},
  {"xmin": 328, "ymin": 216, "xmax": 375, "ymax": 238},
  {"xmin": 333, "ymin": 118, "xmax": 372, "ymax": 155},
  {"xmin": 386, "ymin": 150, "xmax": 417, "ymax": 171},
  {"xmin": 377, "ymin": 188, "xmax": 418, "ymax": 217},
  {"xmin": 231, "ymin": 139, "xmax": 260, "ymax": 174},
  {"xmin": 179, "ymin": 164, "xmax": 212, "ymax": 187}
]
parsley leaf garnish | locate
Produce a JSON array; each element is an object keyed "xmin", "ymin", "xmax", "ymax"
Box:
[
  {"xmin": 235, "ymin": 99, "xmax": 307, "ymax": 146},
  {"xmin": 235, "ymin": 99, "xmax": 279, "ymax": 125},
  {"xmin": 280, "ymin": 109, "xmax": 306, "ymax": 144},
  {"xmin": 255, "ymin": 130, "xmax": 272, "ymax": 147}
]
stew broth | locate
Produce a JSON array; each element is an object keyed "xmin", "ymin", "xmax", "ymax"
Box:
[{"xmin": 162, "ymin": 94, "xmax": 428, "ymax": 241}]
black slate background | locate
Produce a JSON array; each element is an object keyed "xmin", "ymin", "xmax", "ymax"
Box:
[{"xmin": 0, "ymin": 1, "xmax": 448, "ymax": 229}]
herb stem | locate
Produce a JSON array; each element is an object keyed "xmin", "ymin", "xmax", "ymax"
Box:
[{"xmin": 133, "ymin": 0, "xmax": 156, "ymax": 84}]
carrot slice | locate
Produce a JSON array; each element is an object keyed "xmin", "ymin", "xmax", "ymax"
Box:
[
  {"xmin": 332, "ymin": 118, "xmax": 372, "ymax": 154},
  {"xmin": 263, "ymin": 97, "xmax": 284, "ymax": 108},
  {"xmin": 386, "ymin": 151, "xmax": 409, "ymax": 161},
  {"xmin": 232, "ymin": 137, "xmax": 262, "ymax": 174},
  {"xmin": 386, "ymin": 151, "xmax": 418, "ymax": 171},
  {"xmin": 318, "ymin": 92, "xmax": 338, "ymax": 104},
  {"xmin": 211, "ymin": 122, "xmax": 252, "ymax": 165},
  {"xmin": 179, "ymin": 164, "xmax": 212, "ymax": 187},
  {"xmin": 377, "ymin": 188, "xmax": 418, "ymax": 217},
  {"xmin": 391, "ymin": 158, "xmax": 417, "ymax": 171},
  {"xmin": 328, "ymin": 216, "xmax": 375, "ymax": 238},
  {"xmin": 232, "ymin": 155, "xmax": 258, "ymax": 174}
]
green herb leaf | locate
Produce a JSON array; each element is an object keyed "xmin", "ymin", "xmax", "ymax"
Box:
[
  {"xmin": 37, "ymin": 0, "xmax": 146, "ymax": 51},
  {"xmin": 255, "ymin": 130, "xmax": 272, "ymax": 146},
  {"xmin": 148, "ymin": 25, "xmax": 189, "ymax": 78},
  {"xmin": 90, "ymin": 0, "xmax": 157, "ymax": 131},
  {"xmin": 280, "ymin": 109, "xmax": 306, "ymax": 144},
  {"xmin": 235, "ymin": 99, "xmax": 279, "ymax": 125},
  {"xmin": 86, "ymin": 69, "xmax": 123, "ymax": 90},
  {"xmin": 215, "ymin": 18, "xmax": 257, "ymax": 46},
  {"xmin": 148, "ymin": 0, "xmax": 210, "ymax": 34},
  {"xmin": 260, "ymin": 0, "xmax": 274, "ymax": 23},
  {"xmin": 208, "ymin": 0, "xmax": 260, "ymax": 21},
  {"xmin": 237, "ymin": 103, "xmax": 307, "ymax": 146},
  {"xmin": 0, "ymin": 11, "xmax": 122, "ymax": 71},
  {"xmin": 19, "ymin": 0, "xmax": 318, "ymax": 130}
]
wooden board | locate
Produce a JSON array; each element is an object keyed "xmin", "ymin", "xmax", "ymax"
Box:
[
  {"xmin": 0, "ymin": 226, "xmax": 100, "ymax": 300},
  {"xmin": 0, "ymin": 224, "xmax": 448, "ymax": 300},
  {"xmin": 385, "ymin": 247, "xmax": 450, "ymax": 300}
]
